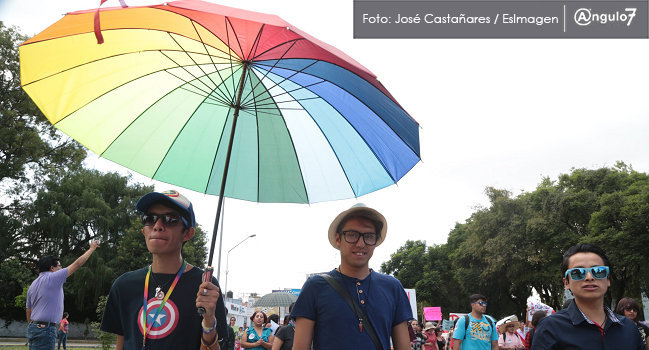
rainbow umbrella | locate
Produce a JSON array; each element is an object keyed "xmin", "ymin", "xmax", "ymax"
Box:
[{"xmin": 19, "ymin": 0, "xmax": 420, "ymax": 265}]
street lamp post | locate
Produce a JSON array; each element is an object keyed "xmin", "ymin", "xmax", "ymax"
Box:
[{"xmin": 224, "ymin": 234, "xmax": 256, "ymax": 299}]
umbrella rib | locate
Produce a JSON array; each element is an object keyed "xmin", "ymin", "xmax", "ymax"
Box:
[
  {"xmin": 246, "ymin": 71, "xmax": 309, "ymax": 203},
  {"xmin": 162, "ymin": 67, "xmax": 231, "ymax": 106},
  {"xmin": 240, "ymin": 59, "xmax": 321, "ymax": 109},
  {"xmin": 239, "ymin": 40, "xmax": 299, "ymax": 106},
  {"xmin": 250, "ymin": 38, "xmax": 303, "ymax": 62},
  {"xmin": 201, "ymin": 63, "xmax": 247, "ymax": 196},
  {"xmin": 21, "ymin": 47, "xmax": 230, "ymax": 88},
  {"xmin": 241, "ymin": 76, "xmax": 325, "ymax": 111},
  {"xmin": 223, "ymin": 17, "xmax": 245, "ymax": 103},
  {"xmin": 246, "ymin": 95, "xmax": 325, "ymax": 111},
  {"xmin": 259, "ymin": 60, "xmax": 420, "ymax": 169},
  {"xmin": 224, "ymin": 16, "xmax": 248, "ymax": 62},
  {"xmin": 247, "ymin": 24, "xmax": 267, "ymax": 63},
  {"xmin": 189, "ymin": 20, "xmax": 236, "ymax": 103},
  {"xmin": 166, "ymin": 31, "xmax": 226, "ymax": 100},
  {"xmin": 41, "ymin": 55, "xmax": 232, "ymax": 127},
  {"xmin": 148, "ymin": 83, "xmax": 241, "ymax": 185},
  {"xmin": 161, "ymin": 35, "xmax": 233, "ymax": 104}
]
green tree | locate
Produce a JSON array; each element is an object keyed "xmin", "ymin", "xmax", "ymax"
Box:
[
  {"xmin": 382, "ymin": 163, "xmax": 649, "ymax": 319},
  {"xmin": 0, "ymin": 22, "xmax": 85, "ymax": 200},
  {"xmin": 0, "ymin": 22, "xmax": 86, "ymax": 320}
]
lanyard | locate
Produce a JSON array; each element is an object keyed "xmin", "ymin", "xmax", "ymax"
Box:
[{"xmin": 142, "ymin": 260, "xmax": 186, "ymax": 349}]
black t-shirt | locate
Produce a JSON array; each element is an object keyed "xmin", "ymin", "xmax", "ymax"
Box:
[
  {"xmin": 274, "ymin": 324, "xmax": 295, "ymax": 350},
  {"xmin": 100, "ymin": 266, "xmax": 228, "ymax": 350},
  {"xmin": 638, "ymin": 322, "xmax": 649, "ymax": 346}
]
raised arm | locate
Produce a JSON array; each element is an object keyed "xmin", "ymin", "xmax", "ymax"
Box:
[{"xmin": 67, "ymin": 240, "xmax": 100, "ymax": 277}]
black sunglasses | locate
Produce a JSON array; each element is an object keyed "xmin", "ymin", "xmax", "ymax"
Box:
[{"xmin": 141, "ymin": 214, "xmax": 188, "ymax": 228}]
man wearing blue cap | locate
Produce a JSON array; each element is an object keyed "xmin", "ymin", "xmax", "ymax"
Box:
[
  {"xmin": 292, "ymin": 204, "xmax": 412, "ymax": 350},
  {"xmin": 101, "ymin": 190, "xmax": 227, "ymax": 350}
]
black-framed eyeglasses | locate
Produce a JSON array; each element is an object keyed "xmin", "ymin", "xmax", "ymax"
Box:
[
  {"xmin": 141, "ymin": 214, "xmax": 188, "ymax": 228},
  {"xmin": 472, "ymin": 301, "xmax": 488, "ymax": 307},
  {"xmin": 624, "ymin": 307, "xmax": 638, "ymax": 312},
  {"xmin": 340, "ymin": 230, "xmax": 379, "ymax": 246}
]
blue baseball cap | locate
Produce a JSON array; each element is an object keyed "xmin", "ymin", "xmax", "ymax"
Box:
[{"xmin": 136, "ymin": 190, "xmax": 196, "ymax": 228}]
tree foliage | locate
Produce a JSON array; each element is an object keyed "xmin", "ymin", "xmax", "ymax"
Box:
[
  {"xmin": 1, "ymin": 168, "xmax": 210, "ymax": 321},
  {"xmin": 0, "ymin": 22, "xmax": 85, "ymax": 200},
  {"xmin": 382, "ymin": 162, "xmax": 649, "ymax": 321},
  {"xmin": 0, "ymin": 24, "xmax": 209, "ymax": 322}
]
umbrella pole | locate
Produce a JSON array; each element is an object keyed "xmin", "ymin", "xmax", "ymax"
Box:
[
  {"xmin": 208, "ymin": 61, "xmax": 250, "ymax": 268},
  {"xmin": 198, "ymin": 62, "xmax": 249, "ymax": 315}
]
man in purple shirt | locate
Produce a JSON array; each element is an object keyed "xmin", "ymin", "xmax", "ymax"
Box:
[{"xmin": 26, "ymin": 241, "xmax": 99, "ymax": 350}]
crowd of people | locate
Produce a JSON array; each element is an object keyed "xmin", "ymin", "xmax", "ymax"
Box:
[{"xmin": 24, "ymin": 190, "xmax": 649, "ymax": 350}]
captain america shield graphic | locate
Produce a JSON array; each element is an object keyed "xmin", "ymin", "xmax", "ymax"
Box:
[{"xmin": 138, "ymin": 298, "xmax": 179, "ymax": 339}]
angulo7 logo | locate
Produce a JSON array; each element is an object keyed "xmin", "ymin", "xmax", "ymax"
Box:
[{"xmin": 574, "ymin": 7, "xmax": 637, "ymax": 26}]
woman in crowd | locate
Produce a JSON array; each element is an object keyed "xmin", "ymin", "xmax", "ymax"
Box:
[
  {"xmin": 524, "ymin": 310, "xmax": 547, "ymax": 350},
  {"xmin": 423, "ymin": 322, "xmax": 438, "ymax": 350},
  {"xmin": 435, "ymin": 328, "xmax": 446, "ymax": 350},
  {"xmin": 241, "ymin": 311, "xmax": 274, "ymax": 349},
  {"xmin": 615, "ymin": 297, "xmax": 649, "ymax": 350},
  {"xmin": 57, "ymin": 312, "xmax": 69, "ymax": 350}
]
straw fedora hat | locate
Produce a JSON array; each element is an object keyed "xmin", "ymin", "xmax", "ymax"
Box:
[
  {"xmin": 423, "ymin": 321, "xmax": 436, "ymax": 331},
  {"xmin": 328, "ymin": 203, "xmax": 387, "ymax": 249},
  {"xmin": 498, "ymin": 319, "xmax": 521, "ymax": 333}
]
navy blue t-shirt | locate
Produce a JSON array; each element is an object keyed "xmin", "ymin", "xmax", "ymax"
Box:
[
  {"xmin": 531, "ymin": 301, "xmax": 643, "ymax": 350},
  {"xmin": 292, "ymin": 269, "xmax": 412, "ymax": 349}
]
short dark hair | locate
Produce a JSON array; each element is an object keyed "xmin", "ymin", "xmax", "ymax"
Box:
[
  {"xmin": 469, "ymin": 294, "xmax": 487, "ymax": 303},
  {"xmin": 615, "ymin": 297, "xmax": 640, "ymax": 315},
  {"xmin": 250, "ymin": 311, "xmax": 268, "ymax": 324},
  {"xmin": 38, "ymin": 256, "xmax": 60, "ymax": 273},
  {"xmin": 268, "ymin": 314, "xmax": 279, "ymax": 323},
  {"xmin": 63, "ymin": 312, "xmax": 69, "ymax": 319},
  {"xmin": 561, "ymin": 243, "xmax": 611, "ymax": 274},
  {"xmin": 531, "ymin": 310, "xmax": 547, "ymax": 328}
]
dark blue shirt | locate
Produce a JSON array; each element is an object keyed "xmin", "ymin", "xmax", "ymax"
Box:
[
  {"xmin": 531, "ymin": 300, "xmax": 643, "ymax": 350},
  {"xmin": 292, "ymin": 269, "xmax": 412, "ymax": 349}
]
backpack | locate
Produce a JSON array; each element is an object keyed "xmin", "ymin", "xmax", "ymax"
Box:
[{"xmin": 459, "ymin": 314, "xmax": 495, "ymax": 339}]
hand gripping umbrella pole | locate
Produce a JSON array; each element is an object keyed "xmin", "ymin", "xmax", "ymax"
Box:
[{"xmin": 198, "ymin": 61, "xmax": 250, "ymax": 316}]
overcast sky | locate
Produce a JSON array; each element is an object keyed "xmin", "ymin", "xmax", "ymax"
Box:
[{"xmin": 2, "ymin": 0, "xmax": 648, "ymax": 300}]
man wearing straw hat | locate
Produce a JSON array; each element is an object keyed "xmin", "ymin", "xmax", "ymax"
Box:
[
  {"xmin": 497, "ymin": 318, "xmax": 524, "ymax": 350},
  {"xmin": 100, "ymin": 190, "xmax": 227, "ymax": 350},
  {"xmin": 292, "ymin": 204, "xmax": 413, "ymax": 350}
]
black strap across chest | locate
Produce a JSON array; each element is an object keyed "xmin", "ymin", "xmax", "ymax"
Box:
[{"xmin": 320, "ymin": 273, "xmax": 383, "ymax": 350}]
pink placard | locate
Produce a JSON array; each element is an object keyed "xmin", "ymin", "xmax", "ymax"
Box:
[{"xmin": 424, "ymin": 306, "xmax": 442, "ymax": 321}]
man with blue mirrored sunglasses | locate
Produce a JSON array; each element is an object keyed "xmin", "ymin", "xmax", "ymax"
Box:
[{"xmin": 531, "ymin": 243, "xmax": 642, "ymax": 349}]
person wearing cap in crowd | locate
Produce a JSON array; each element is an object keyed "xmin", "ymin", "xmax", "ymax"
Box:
[
  {"xmin": 26, "ymin": 241, "xmax": 99, "ymax": 350},
  {"xmin": 100, "ymin": 190, "xmax": 227, "ymax": 350},
  {"xmin": 291, "ymin": 203, "xmax": 413, "ymax": 350},
  {"xmin": 497, "ymin": 318, "xmax": 524, "ymax": 350},
  {"xmin": 531, "ymin": 243, "xmax": 643, "ymax": 349}
]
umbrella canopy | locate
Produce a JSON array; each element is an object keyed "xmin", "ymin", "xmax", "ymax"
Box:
[
  {"xmin": 19, "ymin": 0, "xmax": 420, "ymax": 205},
  {"xmin": 253, "ymin": 292, "xmax": 298, "ymax": 308}
]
